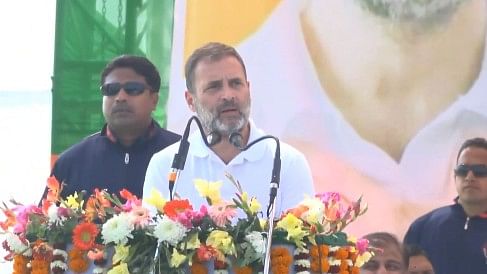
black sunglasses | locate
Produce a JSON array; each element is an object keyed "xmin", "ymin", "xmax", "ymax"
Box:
[
  {"xmin": 100, "ymin": 81, "xmax": 150, "ymax": 96},
  {"xmin": 454, "ymin": 164, "xmax": 487, "ymax": 178}
]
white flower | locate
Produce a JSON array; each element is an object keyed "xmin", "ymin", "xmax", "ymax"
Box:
[
  {"xmin": 153, "ymin": 215, "xmax": 188, "ymax": 246},
  {"xmin": 47, "ymin": 204, "xmax": 66, "ymax": 225},
  {"xmin": 52, "ymin": 249, "xmax": 68, "ymax": 259},
  {"xmin": 50, "ymin": 260, "xmax": 68, "ymax": 271},
  {"xmin": 5, "ymin": 232, "xmax": 31, "ymax": 255},
  {"xmin": 245, "ymin": 231, "xmax": 265, "ymax": 255},
  {"xmin": 299, "ymin": 197, "xmax": 324, "ymax": 224},
  {"xmin": 102, "ymin": 213, "xmax": 134, "ymax": 245}
]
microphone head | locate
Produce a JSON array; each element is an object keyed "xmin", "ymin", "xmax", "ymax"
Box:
[
  {"xmin": 229, "ymin": 132, "xmax": 244, "ymax": 149},
  {"xmin": 207, "ymin": 131, "xmax": 222, "ymax": 146}
]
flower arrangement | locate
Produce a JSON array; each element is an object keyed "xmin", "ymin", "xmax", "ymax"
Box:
[
  {"xmin": 271, "ymin": 192, "xmax": 374, "ymax": 274},
  {"xmin": 0, "ymin": 176, "xmax": 374, "ymax": 274}
]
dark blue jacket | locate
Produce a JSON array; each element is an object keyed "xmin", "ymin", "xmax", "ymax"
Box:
[
  {"xmin": 50, "ymin": 121, "xmax": 180, "ymax": 199},
  {"xmin": 404, "ymin": 202, "xmax": 487, "ymax": 274}
]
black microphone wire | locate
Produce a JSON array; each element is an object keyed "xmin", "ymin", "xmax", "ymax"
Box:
[
  {"xmin": 229, "ymin": 132, "xmax": 281, "ymax": 218},
  {"xmin": 168, "ymin": 116, "xmax": 219, "ymax": 200}
]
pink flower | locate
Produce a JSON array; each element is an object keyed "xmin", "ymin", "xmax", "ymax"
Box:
[
  {"xmin": 175, "ymin": 210, "xmax": 193, "ymax": 229},
  {"xmin": 129, "ymin": 205, "xmax": 150, "ymax": 228},
  {"xmin": 208, "ymin": 202, "xmax": 237, "ymax": 227},
  {"xmin": 175, "ymin": 205, "xmax": 208, "ymax": 229},
  {"xmin": 316, "ymin": 192, "xmax": 341, "ymax": 205},
  {"xmin": 13, "ymin": 205, "xmax": 42, "ymax": 234},
  {"xmin": 122, "ymin": 198, "xmax": 142, "ymax": 212},
  {"xmin": 356, "ymin": 238, "xmax": 369, "ymax": 254}
]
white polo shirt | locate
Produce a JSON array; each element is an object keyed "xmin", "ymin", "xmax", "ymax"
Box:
[{"xmin": 143, "ymin": 120, "xmax": 315, "ymax": 215}]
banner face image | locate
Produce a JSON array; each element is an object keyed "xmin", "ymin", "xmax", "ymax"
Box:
[{"xmin": 167, "ymin": 0, "xmax": 487, "ymax": 236}]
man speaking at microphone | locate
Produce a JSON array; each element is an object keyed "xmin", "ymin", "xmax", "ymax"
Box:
[{"xmin": 143, "ymin": 42, "xmax": 314, "ymax": 213}]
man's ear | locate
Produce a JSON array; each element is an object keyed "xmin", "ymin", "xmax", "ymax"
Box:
[
  {"xmin": 151, "ymin": 92, "xmax": 159, "ymax": 111},
  {"xmin": 185, "ymin": 90, "xmax": 196, "ymax": 112}
]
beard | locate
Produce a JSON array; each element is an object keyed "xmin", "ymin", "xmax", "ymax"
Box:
[
  {"xmin": 356, "ymin": 0, "xmax": 467, "ymax": 24},
  {"xmin": 193, "ymin": 97, "xmax": 251, "ymax": 136}
]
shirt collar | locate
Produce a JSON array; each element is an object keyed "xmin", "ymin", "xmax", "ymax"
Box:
[
  {"xmin": 103, "ymin": 119, "xmax": 158, "ymax": 144},
  {"xmin": 189, "ymin": 119, "xmax": 268, "ymax": 163},
  {"xmin": 454, "ymin": 197, "xmax": 487, "ymax": 218}
]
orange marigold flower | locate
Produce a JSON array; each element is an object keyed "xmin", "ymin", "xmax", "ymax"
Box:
[
  {"xmin": 234, "ymin": 265, "xmax": 253, "ymax": 274},
  {"xmin": 68, "ymin": 247, "xmax": 85, "ymax": 259},
  {"xmin": 190, "ymin": 261, "xmax": 208, "ymax": 274},
  {"xmin": 310, "ymin": 244, "xmax": 329, "ymax": 257},
  {"xmin": 351, "ymin": 266, "xmax": 360, "ymax": 274},
  {"xmin": 270, "ymin": 247, "xmax": 292, "ymax": 274},
  {"xmin": 72, "ymin": 222, "xmax": 99, "ymax": 251},
  {"xmin": 32, "ymin": 241, "xmax": 53, "ymax": 261},
  {"xmin": 69, "ymin": 247, "xmax": 89, "ymax": 273},
  {"xmin": 163, "ymin": 199, "xmax": 193, "ymax": 218},
  {"xmin": 69, "ymin": 258, "xmax": 89, "ymax": 273},
  {"xmin": 31, "ymin": 258, "xmax": 50, "ymax": 274},
  {"xmin": 310, "ymin": 257, "xmax": 330, "ymax": 273},
  {"xmin": 335, "ymin": 247, "xmax": 349, "ymax": 260},
  {"xmin": 12, "ymin": 254, "xmax": 29, "ymax": 274}
]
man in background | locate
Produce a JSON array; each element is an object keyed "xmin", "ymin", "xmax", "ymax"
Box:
[
  {"xmin": 404, "ymin": 137, "xmax": 487, "ymax": 273},
  {"xmin": 361, "ymin": 232, "xmax": 406, "ymax": 274},
  {"xmin": 403, "ymin": 244, "xmax": 435, "ymax": 274},
  {"xmin": 48, "ymin": 55, "xmax": 180, "ymax": 198}
]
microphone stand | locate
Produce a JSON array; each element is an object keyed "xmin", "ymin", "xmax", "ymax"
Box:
[
  {"xmin": 168, "ymin": 116, "xmax": 217, "ymax": 200},
  {"xmin": 151, "ymin": 115, "xmax": 215, "ymax": 274},
  {"xmin": 229, "ymin": 133, "xmax": 281, "ymax": 274}
]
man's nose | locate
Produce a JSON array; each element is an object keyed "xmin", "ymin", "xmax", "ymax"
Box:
[
  {"xmin": 375, "ymin": 265, "xmax": 389, "ymax": 274},
  {"xmin": 221, "ymin": 84, "xmax": 236, "ymax": 100},
  {"xmin": 115, "ymin": 88, "xmax": 130, "ymax": 101}
]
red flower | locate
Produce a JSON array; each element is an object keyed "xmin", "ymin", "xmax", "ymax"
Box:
[
  {"xmin": 72, "ymin": 222, "xmax": 99, "ymax": 251},
  {"xmin": 163, "ymin": 199, "xmax": 193, "ymax": 219}
]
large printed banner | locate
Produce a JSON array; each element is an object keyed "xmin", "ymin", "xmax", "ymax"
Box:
[{"xmin": 167, "ymin": 0, "xmax": 487, "ymax": 237}]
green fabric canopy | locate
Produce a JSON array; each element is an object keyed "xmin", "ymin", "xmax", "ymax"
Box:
[{"xmin": 51, "ymin": 0, "xmax": 174, "ymax": 155}]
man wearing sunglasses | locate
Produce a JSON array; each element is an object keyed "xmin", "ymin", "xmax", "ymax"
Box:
[
  {"xmin": 47, "ymin": 55, "xmax": 180, "ymax": 199},
  {"xmin": 404, "ymin": 137, "xmax": 487, "ymax": 274}
]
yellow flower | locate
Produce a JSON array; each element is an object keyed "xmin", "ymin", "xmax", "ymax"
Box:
[
  {"xmin": 170, "ymin": 248, "xmax": 187, "ymax": 268},
  {"xmin": 206, "ymin": 230, "xmax": 235, "ymax": 255},
  {"xmin": 112, "ymin": 244, "xmax": 129, "ymax": 264},
  {"xmin": 194, "ymin": 179, "xmax": 222, "ymax": 204},
  {"xmin": 144, "ymin": 189, "xmax": 167, "ymax": 212},
  {"xmin": 276, "ymin": 213, "xmax": 307, "ymax": 248},
  {"xmin": 241, "ymin": 192, "xmax": 249, "ymax": 203},
  {"xmin": 249, "ymin": 197, "xmax": 261, "ymax": 214},
  {"xmin": 65, "ymin": 192, "xmax": 83, "ymax": 209},
  {"xmin": 107, "ymin": 262, "xmax": 130, "ymax": 274},
  {"xmin": 277, "ymin": 213, "xmax": 302, "ymax": 231},
  {"xmin": 355, "ymin": 251, "xmax": 374, "ymax": 267},
  {"xmin": 182, "ymin": 232, "xmax": 201, "ymax": 250}
]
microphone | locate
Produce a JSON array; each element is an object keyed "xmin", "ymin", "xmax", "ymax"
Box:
[
  {"xmin": 228, "ymin": 132, "xmax": 281, "ymax": 218},
  {"xmin": 229, "ymin": 131, "xmax": 281, "ymax": 274},
  {"xmin": 168, "ymin": 116, "xmax": 219, "ymax": 200}
]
